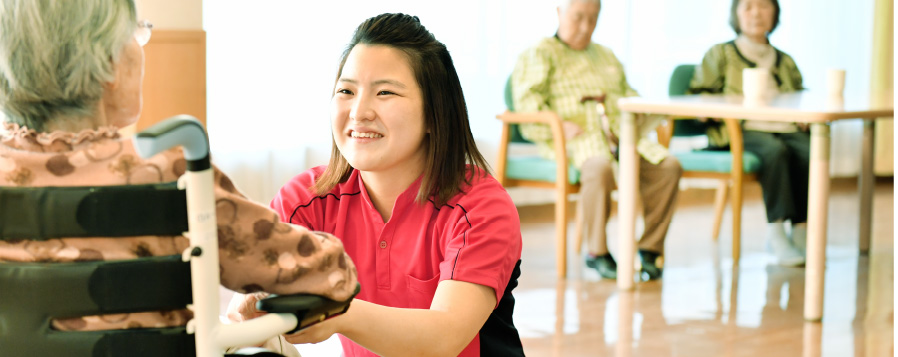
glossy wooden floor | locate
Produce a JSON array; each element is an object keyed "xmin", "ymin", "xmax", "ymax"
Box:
[{"xmin": 514, "ymin": 178, "xmax": 894, "ymax": 357}]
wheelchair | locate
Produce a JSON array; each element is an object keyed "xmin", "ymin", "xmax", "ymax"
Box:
[{"xmin": 0, "ymin": 116, "xmax": 357, "ymax": 356}]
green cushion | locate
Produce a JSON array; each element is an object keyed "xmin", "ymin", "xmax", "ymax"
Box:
[
  {"xmin": 506, "ymin": 156, "xmax": 580, "ymax": 184},
  {"xmin": 673, "ymin": 150, "xmax": 762, "ymax": 174}
]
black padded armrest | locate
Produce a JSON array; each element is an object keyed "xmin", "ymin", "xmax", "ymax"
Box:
[{"xmin": 257, "ymin": 283, "xmax": 360, "ymax": 334}]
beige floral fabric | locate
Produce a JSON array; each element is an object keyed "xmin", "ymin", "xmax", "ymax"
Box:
[{"xmin": 0, "ymin": 123, "xmax": 358, "ymax": 332}]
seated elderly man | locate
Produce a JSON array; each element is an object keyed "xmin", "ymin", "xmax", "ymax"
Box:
[{"xmin": 510, "ymin": 0, "xmax": 682, "ymax": 280}]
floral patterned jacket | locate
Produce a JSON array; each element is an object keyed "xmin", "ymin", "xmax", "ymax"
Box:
[{"xmin": 0, "ymin": 123, "xmax": 358, "ymax": 332}]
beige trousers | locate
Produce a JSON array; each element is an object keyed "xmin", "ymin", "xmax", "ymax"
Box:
[{"xmin": 579, "ymin": 155, "xmax": 682, "ymax": 255}]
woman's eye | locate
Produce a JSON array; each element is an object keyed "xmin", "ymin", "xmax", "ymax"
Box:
[
  {"xmin": 378, "ymin": 90, "xmax": 395, "ymax": 96},
  {"xmin": 337, "ymin": 88, "xmax": 353, "ymax": 95}
]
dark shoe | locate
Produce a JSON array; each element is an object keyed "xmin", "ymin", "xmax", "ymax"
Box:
[
  {"xmin": 585, "ymin": 254, "xmax": 617, "ymax": 279},
  {"xmin": 638, "ymin": 250, "xmax": 664, "ymax": 280}
]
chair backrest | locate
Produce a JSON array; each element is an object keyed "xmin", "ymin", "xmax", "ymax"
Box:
[
  {"xmin": 0, "ymin": 183, "xmax": 197, "ymax": 357},
  {"xmin": 504, "ymin": 76, "xmax": 531, "ymax": 143},
  {"xmin": 668, "ymin": 64, "xmax": 696, "ymax": 97},
  {"xmin": 668, "ymin": 64, "xmax": 710, "ymax": 137},
  {"xmin": 0, "ymin": 117, "xmax": 322, "ymax": 357}
]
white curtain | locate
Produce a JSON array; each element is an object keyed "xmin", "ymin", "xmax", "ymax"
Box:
[{"xmin": 204, "ymin": 0, "xmax": 878, "ymax": 204}]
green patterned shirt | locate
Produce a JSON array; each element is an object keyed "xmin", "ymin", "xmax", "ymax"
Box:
[
  {"xmin": 689, "ymin": 40, "xmax": 803, "ymax": 96},
  {"xmin": 688, "ymin": 40, "xmax": 804, "ymax": 143},
  {"xmin": 511, "ymin": 36, "xmax": 668, "ymax": 169}
]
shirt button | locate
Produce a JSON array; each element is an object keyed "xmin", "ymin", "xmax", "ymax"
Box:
[{"xmin": 379, "ymin": 241, "xmax": 387, "ymax": 249}]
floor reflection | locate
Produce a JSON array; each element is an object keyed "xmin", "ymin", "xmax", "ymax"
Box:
[
  {"xmin": 515, "ymin": 251, "xmax": 892, "ymax": 356},
  {"xmin": 514, "ymin": 180, "xmax": 893, "ymax": 357}
]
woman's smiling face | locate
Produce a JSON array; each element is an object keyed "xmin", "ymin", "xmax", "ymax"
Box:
[{"xmin": 331, "ymin": 44, "xmax": 427, "ymax": 177}]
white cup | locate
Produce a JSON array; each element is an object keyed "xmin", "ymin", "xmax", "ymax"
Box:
[
  {"xmin": 742, "ymin": 67, "xmax": 769, "ymax": 105},
  {"xmin": 826, "ymin": 68, "xmax": 846, "ymax": 97}
]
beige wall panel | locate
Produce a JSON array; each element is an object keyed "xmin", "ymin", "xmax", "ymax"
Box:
[
  {"xmin": 139, "ymin": 30, "xmax": 207, "ymax": 131},
  {"xmin": 136, "ymin": 0, "xmax": 203, "ymax": 30}
]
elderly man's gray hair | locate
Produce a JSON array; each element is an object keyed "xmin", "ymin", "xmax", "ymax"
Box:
[
  {"xmin": 557, "ymin": 0, "xmax": 601, "ymax": 9},
  {"xmin": 0, "ymin": 0, "xmax": 138, "ymax": 132}
]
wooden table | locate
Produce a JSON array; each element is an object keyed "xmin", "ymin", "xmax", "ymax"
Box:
[{"xmin": 616, "ymin": 90, "xmax": 893, "ymax": 321}]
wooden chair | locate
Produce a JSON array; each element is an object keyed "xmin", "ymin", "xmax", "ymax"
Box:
[
  {"xmin": 495, "ymin": 75, "xmax": 582, "ymax": 278},
  {"xmin": 660, "ymin": 64, "xmax": 762, "ymax": 262}
]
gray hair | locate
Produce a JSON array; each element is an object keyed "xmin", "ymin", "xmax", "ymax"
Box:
[
  {"xmin": 557, "ymin": 0, "xmax": 601, "ymax": 10},
  {"xmin": 0, "ymin": 0, "xmax": 137, "ymax": 132}
]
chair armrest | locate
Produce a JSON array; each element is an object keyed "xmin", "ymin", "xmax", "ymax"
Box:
[
  {"xmin": 495, "ymin": 111, "xmax": 563, "ymax": 125},
  {"xmin": 256, "ymin": 283, "xmax": 360, "ymax": 334},
  {"xmin": 495, "ymin": 111, "xmax": 569, "ymax": 187}
]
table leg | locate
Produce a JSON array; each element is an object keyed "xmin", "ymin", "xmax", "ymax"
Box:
[
  {"xmin": 617, "ymin": 111, "xmax": 638, "ymax": 290},
  {"xmin": 616, "ymin": 291, "xmax": 635, "ymax": 357},
  {"xmin": 858, "ymin": 119, "xmax": 875, "ymax": 255},
  {"xmin": 804, "ymin": 123, "xmax": 830, "ymax": 321}
]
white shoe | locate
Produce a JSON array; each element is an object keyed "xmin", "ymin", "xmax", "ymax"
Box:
[{"xmin": 768, "ymin": 222, "xmax": 805, "ymax": 267}]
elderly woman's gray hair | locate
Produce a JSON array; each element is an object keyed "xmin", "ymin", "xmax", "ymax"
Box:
[{"xmin": 0, "ymin": 0, "xmax": 138, "ymax": 132}]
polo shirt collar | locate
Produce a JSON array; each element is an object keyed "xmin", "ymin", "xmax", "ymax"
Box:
[{"xmin": 354, "ymin": 169, "xmax": 426, "ymax": 222}]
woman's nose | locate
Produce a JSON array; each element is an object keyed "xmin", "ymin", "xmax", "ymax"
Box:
[{"xmin": 349, "ymin": 96, "xmax": 374, "ymax": 122}]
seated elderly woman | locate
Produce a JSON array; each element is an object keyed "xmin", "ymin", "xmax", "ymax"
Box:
[
  {"xmin": 688, "ymin": 0, "xmax": 806, "ymax": 267},
  {"xmin": 0, "ymin": 0, "xmax": 357, "ymax": 338}
]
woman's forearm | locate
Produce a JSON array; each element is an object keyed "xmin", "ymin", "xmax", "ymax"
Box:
[
  {"xmin": 337, "ymin": 280, "xmax": 495, "ymax": 357},
  {"xmin": 339, "ymin": 299, "xmax": 476, "ymax": 357}
]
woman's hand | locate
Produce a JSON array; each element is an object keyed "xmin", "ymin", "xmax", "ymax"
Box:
[
  {"xmin": 283, "ymin": 313, "xmax": 346, "ymax": 345},
  {"xmin": 227, "ymin": 292, "xmax": 271, "ymax": 323},
  {"xmin": 225, "ymin": 292, "xmax": 273, "ymax": 348}
]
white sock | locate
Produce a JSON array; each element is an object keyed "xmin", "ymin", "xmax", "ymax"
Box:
[
  {"xmin": 768, "ymin": 221, "xmax": 805, "ymax": 266},
  {"xmin": 768, "ymin": 221, "xmax": 788, "ymax": 242}
]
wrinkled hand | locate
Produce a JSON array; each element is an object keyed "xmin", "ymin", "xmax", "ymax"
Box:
[
  {"xmin": 561, "ymin": 120, "xmax": 584, "ymax": 140},
  {"xmin": 227, "ymin": 292, "xmax": 271, "ymax": 323}
]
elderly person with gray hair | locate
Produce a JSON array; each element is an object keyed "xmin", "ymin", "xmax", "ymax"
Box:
[
  {"xmin": 510, "ymin": 0, "xmax": 682, "ymax": 280},
  {"xmin": 0, "ymin": 0, "xmax": 357, "ymax": 344}
]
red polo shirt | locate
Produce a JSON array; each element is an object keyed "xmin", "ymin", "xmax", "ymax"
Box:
[{"xmin": 271, "ymin": 166, "xmax": 524, "ymax": 356}]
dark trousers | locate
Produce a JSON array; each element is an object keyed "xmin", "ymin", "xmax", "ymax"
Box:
[{"xmin": 742, "ymin": 130, "xmax": 810, "ymax": 223}]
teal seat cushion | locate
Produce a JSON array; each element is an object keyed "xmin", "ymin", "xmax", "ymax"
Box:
[
  {"xmin": 506, "ymin": 156, "xmax": 580, "ymax": 184},
  {"xmin": 673, "ymin": 150, "xmax": 761, "ymax": 174}
]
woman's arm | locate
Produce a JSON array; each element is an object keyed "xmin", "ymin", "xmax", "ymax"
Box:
[
  {"xmin": 286, "ymin": 280, "xmax": 496, "ymax": 357},
  {"xmin": 688, "ymin": 44, "xmax": 727, "ymax": 95}
]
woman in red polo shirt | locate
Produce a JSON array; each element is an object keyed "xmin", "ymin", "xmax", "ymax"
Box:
[{"xmin": 235, "ymin": 13, "xmax": 525, "ymax": 357}]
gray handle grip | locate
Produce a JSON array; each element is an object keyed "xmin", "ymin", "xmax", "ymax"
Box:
[{"xmin": 133, "ymin": 115, "xmax": 210, "ymax": 171}]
